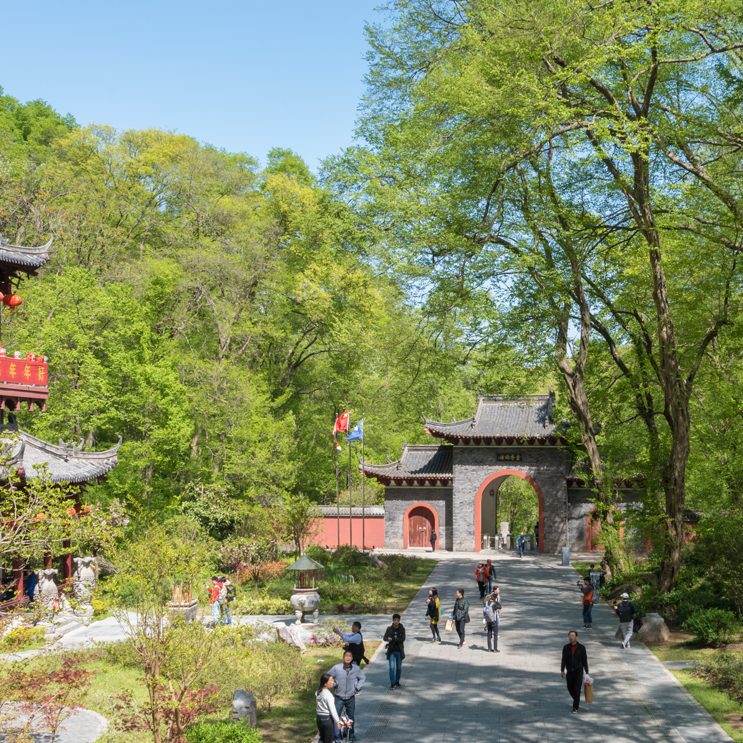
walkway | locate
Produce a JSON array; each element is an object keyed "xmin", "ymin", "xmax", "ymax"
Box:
[{"xmin": 352, "ymin": 552, "xmax": 733, "ymax": 743}]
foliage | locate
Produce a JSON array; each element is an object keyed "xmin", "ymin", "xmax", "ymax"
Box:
[
  {"xmin": 691, "ymin": 520, "xmax": 743, "ymax": 617},
  {"xmin": 697, "ymin": 654, "xmax": 743, "ymax": 704},
  {"xmin": 234, "ymin": 593, "xmax": 292, "ymax": 616},
  {"xmin": 0, "ymin": 652, "xmax": 95, "ymax": 743},
  {"xmin": 683, "ymin": 609, "xmax": 741, "ymax": 648},
  {"xmin": 185, "ymin": 721, "xmax": 264, "ymax": 743},
  {"xmin": 241, "ymin": 641, "xmax": 315, "ymax": 714},
  {"xmin": 1, "ymin": 625, "xmax": 45, "ymax": 650},
  {"xmin": 181, "ymin": 483, "xmax": 240, "ymax": 541},
  {"xmin": 222, "ymin": 537, "xmax": 280, "ymax": 588},
  {"xmin": 496, "ymin": 477, "xmax": 539, "ymax": 537}
]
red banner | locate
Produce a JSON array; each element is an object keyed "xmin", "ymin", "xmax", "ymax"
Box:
[{"xmin": 0, "ymin": 357, "xmax": 48, "ymax": 387}]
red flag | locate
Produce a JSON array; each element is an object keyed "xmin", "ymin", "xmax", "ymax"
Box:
[{"xmin": 333, "ymin": 410, "xmax": 350, "ymax": 450}]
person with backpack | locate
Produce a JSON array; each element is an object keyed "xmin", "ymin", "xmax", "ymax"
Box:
[
  {"xmin": 315, "ymin": 672, "xmax": 342, "ymax": 743},
  {"xmin": 219, "ymin": 575, "xmax": 235, "ymax": 626},
  {"xmin": 614, "ymin": 592, "xmax": 637, "ymax": 649},
  {"xmin": 383, "ymin": 614, "xmax": 406, "ymax": 689},
  {"xmin": 451, "ymin": 588, "xmax": 470, "ymax": 649},
  {"xmin": 579, "ymin": 577, "xmax": 594, "ymax": 629},
  {"xmin": 333, "ymin": 622, "xmax": 368, "ymax": 666},
  {"xmin": 328, "ymin": 649, "xmax": 365, "ymax": 740},
  {"xmin": 474, "ymin": 563, "xmax": 486, "ymax": 599},
  {"xmin": 484, "ymin": 591, "xmax": 501, "ymax": 653},
  {"xmin": 561, "ymin": 630, "xmax": 589, "ymax": 714},
  {"xmin": 485, "ymin": 559, "xmax": 495, "ymax": 595},
  {"xmin": 425, "ymin": 587, "xmax": 441, "ymax": 642}
]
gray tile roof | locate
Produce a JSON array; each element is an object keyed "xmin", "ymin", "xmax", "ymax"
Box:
[
  {"xmin": 360, "ymin": 444, "xmax": 453, "ymax": 484},
  {"xmin": 0, "ymin": 235, "xmax": 52, "ymax": 270},
  {"xmin": 424, "ymin": 393, "xmax": 561, "ymax": 441},
  {"xmin": 2, "ymin": 429, "xmax": 121, "ymax": 483},
  {"xmin": 318, "ymin": 506, "xmax": 385, "ymax": 517}
]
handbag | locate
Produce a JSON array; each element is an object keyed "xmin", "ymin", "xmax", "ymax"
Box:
[
  {"xmin": 584, "ymin": 675, "xmax": 594, "ymax": 704},
  {"xmin": 445, "ymin": 618, "xmax": 454, "ymax": 632}
]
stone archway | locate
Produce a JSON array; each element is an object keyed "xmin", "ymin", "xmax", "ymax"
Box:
[
  {"xmin": 474, "ymin": 470, "xmax": 545, "ymax": 553},
  {"xmin": 403, "ymin": 502, "xmax": 440, "ymax": 550}
]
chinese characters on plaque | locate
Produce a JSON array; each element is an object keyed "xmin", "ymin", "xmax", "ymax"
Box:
[{"xmin": 497, "ymin": 453, "xmax": 522, "ymax": 462}]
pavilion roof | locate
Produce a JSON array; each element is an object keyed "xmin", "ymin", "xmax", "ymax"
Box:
[
  {"xmin": 0, "ymin": 235, "xmax": 52, "ymax": 275},
  {"xmin": 424, "ymin": 393, "xmax": 565, "ymax": 444},
  {"xmin": 1, "ymin": 428, "xmax": 121, "ymax": 484},
  {"xmin": 359, "ymin": 444, "xmax": 453, "ymax": 486}
]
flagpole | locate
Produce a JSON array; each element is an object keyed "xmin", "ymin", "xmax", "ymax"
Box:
[
  {"xmin": 335, "ymin": 443, "xmax": 340, "ymax": 548},
  {"xmin": 348, "ymin": 439, "xmax": 353, "ymax": 548},
  {"xmin": 361, "ymin": 427, "xmax": 365, "ymax": 553}
]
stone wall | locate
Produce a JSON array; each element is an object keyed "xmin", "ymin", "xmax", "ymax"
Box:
[
  {"xmin": 452, "ymin": 447, "xmax": 571, "ymax": 553},
  {"xmin": 384, "ymin": 487, "xmax": 453, "ymax": 550}
]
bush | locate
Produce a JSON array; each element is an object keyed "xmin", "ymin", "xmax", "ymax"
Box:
[
  {"xmin": 1, "ymin": 626, "xmax": 45, "ymax": 650},
  {"xmin": 236, "ymin": 594, "xmax": 292, "ymax": 615},
  {"xmin": 683, "ymin": 608, "xmax": 740, "ymax": 646},
  {"xmin": 91, "ymin": 596, "xmax": 112, "ymax": 618},
  {"xmin": 305, "ymin": 545, "xmax": 332, "ymax": 565},
  {"xmin": 698, "ymin": 653, "xmax": 743, "ymax": 703},
  {"xmin": 186, "ymin": 720, "xmax": 263, "ymax": 743}
]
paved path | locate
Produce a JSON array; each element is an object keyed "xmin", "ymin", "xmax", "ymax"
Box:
[{"xmin": 352, "ymin": 552, "xmax": 733, "ymax": 743}]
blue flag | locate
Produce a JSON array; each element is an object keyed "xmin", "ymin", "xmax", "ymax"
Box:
[{"xmin": 346, "ymin": 419, "xmax": 364, "ymax": 442}]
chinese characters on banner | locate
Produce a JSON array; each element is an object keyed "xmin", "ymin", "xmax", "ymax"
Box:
[{"xmin": 0, "ymin": 357, "xmax": 48, "ymax": 386}]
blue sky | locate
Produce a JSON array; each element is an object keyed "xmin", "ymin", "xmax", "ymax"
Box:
[{"xmin": 1, "ymin": 0, "xmax": 382, "ymax": 169}]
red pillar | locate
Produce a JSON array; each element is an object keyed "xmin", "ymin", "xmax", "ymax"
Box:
[
  {"xmin": 44, "ymin": 553, "xmax": 52, "ymax": 568},
  {"xmin": 61, "ymin": 539, "xmax": 72, "ymax": 581},
  {"xmin": 12, "ymin": 557, "xmax": 23, "ymax": 599}
]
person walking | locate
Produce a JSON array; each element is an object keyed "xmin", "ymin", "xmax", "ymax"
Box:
[
  {"xmin": 430, "ymin": 529, "xmax": 437, "ymax": 552},
  {"xmin": 383, "ymin": 614, "xmax": 406, "ymax": 689},
  {"xmin": 219, "ymin": 575, "xmax": 233, "ymax": 626},
  {"xmin": 425, "ymin": 588, "xmax": 441, "ymax": 642},
  {"xmin": 452, "ymin": 589, "xmax": 470, "ymax": 649},
  {"xmin": 484, "ymin": 591, "xmax": 501, "ymax": 652},
  {"xmin": 561, "ymin": 630, "xmax": 589, "ymax": 714},
  {"xmin": 517, "ymin": 531, "xmax": 526, "ymax": 558},
  {"xmin": 485, "ymin": 559, "xmax": 496, "ymax": 595},
  {"xmin": 614, "ymin": 592, "xmax": 637, "ymax": 648},
  {"xmin": 580, "ymin": 577, "xmax": 594, "ymax": 629},
  {"xmin": 205, "ymin": 576, "xmax": 222, "ymax": 627},
  {"xmin": 534, "ymin": 521, "xmax": 539, "ymax": 548},
  {"xmin": 475, "ymin": 563, "xmax": 486, "ymax": 599},
  {"xmin": 315, "ymin": 672, "xmax": 342, "ymax": 743},
  {"xmin": 328, "ymin": 649, "xmax": 365, "ymax": 740},
  {"xmin": 333, "ymin": 622, "xmax": 368, "ymax": 667}
]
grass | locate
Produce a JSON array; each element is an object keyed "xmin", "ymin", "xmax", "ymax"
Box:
[
  {"xmin": 0, "ymin": 641, "xmax": 381, "ymax": 743},
  {"xmin": 671, "ymin": 669, "xmax": 743, "ymax": 742}
]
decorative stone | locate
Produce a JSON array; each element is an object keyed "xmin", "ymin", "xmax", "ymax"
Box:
[
  {"xmin": 231, "ymin": 690, "xmax": 257, "ymax": 728},
  {"xmin": 289, "ymin": 587, "xmax": 321, "ymax": 624},
  {"xmin": 35, "ymin": 568, "xmax": 59, "ymax": 610},
  {"xmin": 613, "ymin": 614, "xmax": 670, "ymax": 644},
  {"xmin": 275, "ymin": 622, "xmax": 308, "ymax": 653},
  {"xmin": 72, "ymin": 557, "xmax": 97, "ymax": 618}
]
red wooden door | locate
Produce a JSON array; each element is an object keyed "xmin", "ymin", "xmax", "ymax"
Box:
[{"xmin": 408, "ymin": 506, "xmax": 433, "ymax": 547}]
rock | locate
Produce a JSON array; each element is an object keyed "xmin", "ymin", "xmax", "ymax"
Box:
[
  {"xmin": 96, "ymin": 557, "xmax": 118, "ymax": 577},
  {"xmin": 371, "ymin": 555, "xmax": 388, "ymax": 569},
  {"xmin": 275, "ymin": 623, "xmax": 307, "ymax": 653},
  {"xmin": 231, "ymin": 690, "xmax": 257, "ymax": 728},
  {"xmin": 613, "ymin": 615, "xmax": 670, "ymax": 644}
]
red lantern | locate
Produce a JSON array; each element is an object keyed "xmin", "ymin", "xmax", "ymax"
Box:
[
  {"xmin": 66, "ymin": 506, "xmax": 77, "ymax": 517},
  {"xmin": 3, "ymin": 294, "xmax": 22, "ymax": 308}
]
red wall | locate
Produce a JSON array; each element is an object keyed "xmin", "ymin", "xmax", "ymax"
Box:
[{"xmin": 313, "ymin": 516, "xmax": 385, "ymax": 550}]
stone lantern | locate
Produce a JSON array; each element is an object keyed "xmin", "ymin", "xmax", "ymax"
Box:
[{"xmin": 288, "ymin": 555, "xmax": 323, "ymax": 625}]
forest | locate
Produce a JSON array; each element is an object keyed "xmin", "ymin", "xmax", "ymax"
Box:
[{"xmin": 0, "ymin": 0, "xmax": 743, "ymax": 590}]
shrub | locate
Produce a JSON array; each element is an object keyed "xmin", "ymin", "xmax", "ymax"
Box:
[
  {"xmin": 333, "ymin": 546, "xmax": 371, "ymax": 569},
  {"xmin": 697, "ymin": 654, "xmax": 743, "ymax": 703},
  {"xmin": 305, "ymin": 545, "xmax": 332, "ymax": 565},
  {"xmin": 1, "ymin": 626, "xmax": 45, "ymax": 650},
  {"xmin": 683, "ymin": 608, "xmax": 740, "ymax": 646},
  {"xmin": 90, "ymin": 596, "xmax": 111, "ymax": 619},
  {"xmin": 236, "ymin": 594, "xmax": 292, "ymax": 615},
  {"xmin": 186, "ymin": 720, "xmax": 263, "ymax": 743}
]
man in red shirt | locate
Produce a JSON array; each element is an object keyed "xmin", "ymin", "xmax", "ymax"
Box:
[{"xmin": 561, "ymin": 631, "xmax": 589, "ymax": 713}]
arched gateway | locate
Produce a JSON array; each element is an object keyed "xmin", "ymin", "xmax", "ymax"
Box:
[{"xmin": 360, "ymin": 393, "xmax": 639, "ymax": 553}]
